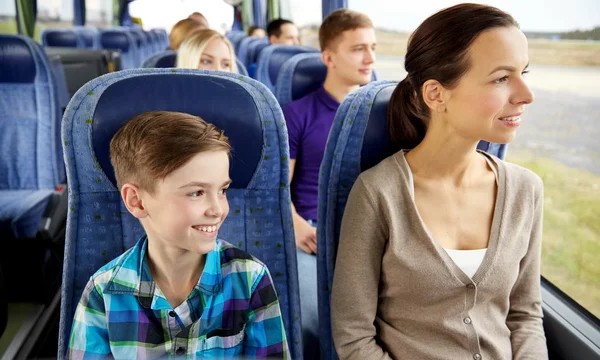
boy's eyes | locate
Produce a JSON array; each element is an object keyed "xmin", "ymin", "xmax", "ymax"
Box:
[{"xmin": 187, "ymin": 188, "xmax": 229, "ymax": 197}]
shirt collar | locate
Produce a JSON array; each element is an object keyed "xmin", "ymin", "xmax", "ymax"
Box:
[
  {"xmin": 316, "ymin": 86, "xmax": 341, "ymax": 111},
  {"xmin": 104, "ymin": 236, "xmax": 223, "ymax": 305}
]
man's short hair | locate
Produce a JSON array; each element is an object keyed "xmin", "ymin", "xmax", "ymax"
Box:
[
  {"xmin": 110, "ymin": 111, "xmax": 231, "ymax": 193},
  {"xmin": 267, "ymin": 18, "xmax": 294, "ymax": 38},
  {"xmin": 319, "ymin": 9, "xmax": 373, "ymax": 51}
]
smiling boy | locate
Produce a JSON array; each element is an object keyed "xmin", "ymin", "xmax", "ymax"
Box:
[{"xmin": 67, "ymin": 111, "xmax": 289, "ymax": 359}]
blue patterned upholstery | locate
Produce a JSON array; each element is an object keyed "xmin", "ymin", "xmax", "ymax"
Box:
[
  {"xmin": 58, "ymin": 69, "xmax": 302, "ymax": 359},
  {"xmin": 316, "ymin": 81, "xmax": 509, "ymax": 360},
  {"xmin": 255, "ymin": 45, "xmax": 319, "ymax": 91},
  {"xmin": 0, "ymin": 34, "xmax": 65, "ymax": 239},
  {"xmin": 73, "ymin": 27, "xmax": 100, "ymax": 49},
  {"xmin": 42, "ymin": 29, "xmax": 85, "ymax": 48},
  {"xmin": 246, "ymin": 37, "xmax": 269, "ymax": 66},
  {"xmin": 141, "ymin": 50, "xmax": 249, "ymax": 76},
  {"xmin": 226, "ymin": 31, "xmax": 247, "ymax": 54},
  {"xmin": 275, "ymin": 52, "xmax": 379, "ymax": 107},
  {"xmin": 237, "ymin": 37, "xmax": 265, "ymax": 66},
  {"xmin": 150, "ymin": 28, "xmax": 169, "ymax": 51},
  {"xmin": 100, "ymin": 30, "xmax": 139, "ymax": 69}
]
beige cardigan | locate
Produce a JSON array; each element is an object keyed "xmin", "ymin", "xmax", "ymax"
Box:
[{"xmin": 331, "ymin": 150, "xmax": 548, "ymax": 360}]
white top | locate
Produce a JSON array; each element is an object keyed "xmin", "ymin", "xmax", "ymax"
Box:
[{"xmin": 443, "ymin": 248, "xmax": 488, "ymax": 278}]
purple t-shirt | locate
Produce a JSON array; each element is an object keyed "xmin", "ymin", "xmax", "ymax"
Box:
[{"xmin": 283, "ymin": 87, "xmax": 340, "ymax": 221}]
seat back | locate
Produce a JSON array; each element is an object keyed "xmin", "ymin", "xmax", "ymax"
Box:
[
  {"xmin": 42, "ymin": 29, "xmax": 85, "ymax": 48},
  {"xmin": 237, "ymin": 36, "xmax": 264, "ymax": 66},
  {"xmin": 58, "ymin": 69, "xmax": 302, "ymax": 359},
  {"xmin": 255, "ymin": 45, "xmax": 319, "ymax": 91},
  {"xmin": 275, "ymin": 52, "xmax": 379, "ymax": 107},
  {"xmin": 246, "ymin": 37, "xmax": 269, "ymax": 66},
  {"xmin": 226, "ymin": 30, "xmax": 247, "ymax": 54},
  {"xmin": 73, "ymin": 27, "xmax": 100, "ymax": 49},
  {"xmin": 142, "ymin": 50, "xmax": 249, "ymax": 76},
  {"xmin": 100, "ymin": 30, "xmax": 138, "ymax": 69},
  {"xmin": 316, "ymin": 81, "xmax": 508, "ymax": 360},
  {"xmin": 0, "ymin": 34, "xmax": 64, "ymax": 191}
]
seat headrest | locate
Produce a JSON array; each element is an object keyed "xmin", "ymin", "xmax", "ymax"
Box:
[
  {"xmin": 0, "ymin": 35, "xmax": 36, "ymax": 83},
  {"xmin": 266, "ymin": 45, "xmax": 319, "ymax": 85},
  {"xmin": 101, "ymin": 31, "xmax": 130, "ymax": 52},
  {"xmin": 155, "ymin": 53, "xmax": 176, "ymax": 67},
  {"xmin": 44, "ymin": 30, "xmax": 79, "ymax": 47},
  {"xmin": 88, "ymin": 70, "xmax": 263, "ymax": 190},
  {"xmin": 361, "ymin": 84, "xmax": 397, "ymax": 171}
]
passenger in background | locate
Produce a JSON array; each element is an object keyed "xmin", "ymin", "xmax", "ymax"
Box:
[
  {"xmin": 177, "ymin": 29, "xmax": 237, "ymax": 72},
  {"xmin": 248, "ymin": 25, "xmax": 266, "ymax": 38},
  {"xmin": 169, "ymin": 18, "xmax": 206, "ymax": 50},
  {"xmin": 331, "ymin": 4, "xmax": 546, "ymax": 360},
  {"xmin": 247, "ymin": 19, "xmax": 300, "ymax": 78},
  {"xmin": 68, "ymin": 112, "xmax": 289, "ymax": 359},
  {"xmin": 267, "ymin": 18, "xmax": 300, "ymax": 45},
  {"xmin": 188, "ymin": 11, "xmax": 210, "ymax": 28},
  {"xmin": 282, "ymin": 9, "xmax": 375, "ymax": 359}
]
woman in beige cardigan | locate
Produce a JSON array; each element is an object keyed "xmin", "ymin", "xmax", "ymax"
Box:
[{"xmin": 331, "ymin": 3, "xmax": 548, "ymax": 360}]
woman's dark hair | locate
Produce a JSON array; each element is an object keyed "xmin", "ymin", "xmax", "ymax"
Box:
[{"xmin": 387, "ymin": 3, "xmax": 519, "ymax": 148}]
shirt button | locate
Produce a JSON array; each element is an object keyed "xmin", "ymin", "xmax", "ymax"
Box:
[
  {"xmin": 473, "ymin": 354, "xmax": 482, "ymax": 360},
  {"xmin": 467, "ymin": 284, "xmax": 475, "ymax": 289},
  {"xmin": 168, "ymin": 311, "xmax": 176, "ymax": 317},
  {"xmin": 176, "ymin": 347, "xmax": 186, "ymax": 355},
  {"xmin": 464, "ymin": 317, "xmax": 472, "ymax": 325}
]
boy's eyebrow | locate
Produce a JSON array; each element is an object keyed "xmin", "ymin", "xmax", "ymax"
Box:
[{"xmin": 179, "ymin": 179, "xmax": 232, "ymax": 189}]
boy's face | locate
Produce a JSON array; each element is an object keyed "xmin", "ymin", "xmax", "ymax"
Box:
[
  {"xmin": 324, "ymin": 27, "xmax": 376, "ymax": 86},
  {"xmin": 133, "ymin": 151, "xmax": 231, "ymax": 255}
]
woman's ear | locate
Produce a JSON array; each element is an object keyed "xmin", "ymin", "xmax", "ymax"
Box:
[{"xmin": 421, "ymin": 79, "xmax": 447, "ymax": 113}]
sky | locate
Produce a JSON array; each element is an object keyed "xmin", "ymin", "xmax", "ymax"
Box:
[{"xmin": 1, "ymin": 0, "xmax": 599, "ymax": 33}]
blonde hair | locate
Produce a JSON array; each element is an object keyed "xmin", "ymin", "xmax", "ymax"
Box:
[
  {"xmin": 176, "ymin": 29, "xmax": 238, "ymax": 73},
  {"xmin": 169, "ymin": 18, "xmax": 205, "ymax": 50}
]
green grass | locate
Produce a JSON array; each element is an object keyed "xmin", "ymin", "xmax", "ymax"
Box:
[
  {"xmin": 507, "ymin": 151, "xmax": 600, "ymax": 319},
  {"xmin": 0, "ymin": 19, "xmax": 45, "ymax": 41}
]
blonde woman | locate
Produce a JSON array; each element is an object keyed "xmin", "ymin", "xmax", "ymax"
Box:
[
  {"xmin": 169, "ymin": 18, "xmax": 205, "ymax": 50},
  {"xmin": 177, "ymin": 29, "xmax": 237, "ymax": 73}
]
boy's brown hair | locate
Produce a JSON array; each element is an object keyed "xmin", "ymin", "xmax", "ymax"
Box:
[
  {"xmin": 319, "ymin": 9, "xmax": 373, "ymax": 51},
  {"xmin": 110, "ymin": 111, "xmax": 231, "ymax": 193}
]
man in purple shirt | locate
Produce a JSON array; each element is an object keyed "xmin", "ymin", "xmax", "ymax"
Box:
[{"xmin": 282, "ymin": 9, "xmax": 376, "ymax": 359}]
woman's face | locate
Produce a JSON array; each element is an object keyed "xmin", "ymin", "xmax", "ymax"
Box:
[
  {"xmin": 442, "ymin": 26, "xmax": 534, "ymax": 145},
  {"xmin": 197, "ymin": 38, "xmax": 233, "ymax": 72}
]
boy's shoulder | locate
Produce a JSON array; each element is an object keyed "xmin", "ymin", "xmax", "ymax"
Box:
[
  {"xmin": 216, "ymin": 239, "xmax": 269, "ymax": 287},
  {"xmin": 217, "ymin": 239, "xmax": 267, "ymax": 269},
  {"xmin": 87, "ymin": 241, "xmax": 143, "ymax": 294}
]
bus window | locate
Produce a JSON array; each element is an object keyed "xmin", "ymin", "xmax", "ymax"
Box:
[
  {"xmin": 0, "ymin": 0, "xmax": 17, "ymax": 35},
  {"xmin": 349, "ymin": 0, "xmax": 600, "ymax": 320}
]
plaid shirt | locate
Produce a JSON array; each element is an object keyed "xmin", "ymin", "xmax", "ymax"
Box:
[{"xmin": 68, "ymin": 237, "xmax": 289, "ymax": 359}]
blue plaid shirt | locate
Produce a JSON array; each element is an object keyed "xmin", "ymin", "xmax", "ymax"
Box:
[{"xmin": 68, "ymin": 236, "xmax": 289, "ymax": 359}]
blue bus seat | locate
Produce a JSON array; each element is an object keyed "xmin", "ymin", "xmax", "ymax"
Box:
[
  {"xmin": 73, "ymin": 26, "xmax": 100, "ymax": 49},
  {"xmin": 0, "ymin": 34, "xmax": 67, "ymax": 241},
  {"xmin": 100, "ymin": 30, "xmax": 138, "ymax": 69},
  {"xmin": 42, "ymin": 29, "xmax": 85, "ymax": 48},
  {"xmin": 226, "ymin": 30, "xmax": 247, "ymax": 54},
  {"xmin": 0, "ymin": 35, "xmax": 68, "ymax": 305},
  {"xmin": 255, "ymin": 45, "xmax": 319, "ymax": 91},
  {"xmin": 275, "ymin": 52, "xmax": 379, "ymax": 107},
  {"xmin": 246, "ymin": 37, "xmax": 269, "ymax": 66},
  {"xmin": 237, "ymin": 36, "xmax": 265, "ymax": 66},
  {"xmin": 317, "ymin": 81, "xmax": 509, "ymax": 360},
  {"xmin": 142, "ymin": 50, "xmax": 249, "ymax": 76},
  {"xmin": 58, "ymin": 69, "xmax": 302, "ymax": 359}
]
